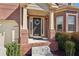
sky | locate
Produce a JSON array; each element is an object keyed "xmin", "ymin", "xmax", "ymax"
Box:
[{"xmin": 74, "ymin": 3, "xmax": 79, "ymax": 7}]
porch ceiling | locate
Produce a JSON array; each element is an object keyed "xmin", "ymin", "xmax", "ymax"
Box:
[
  {"xmin": 55, "ymin": 6, "xmax": 79, "ymax": 13},
  {"xmin": 28, "ymin": 9, "xmax": 49, "ymax": 16}
]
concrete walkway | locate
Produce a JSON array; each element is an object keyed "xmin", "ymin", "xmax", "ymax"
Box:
[{"xmin": 32, "ymin": 46, "xmax": 53, "ymax": 56}]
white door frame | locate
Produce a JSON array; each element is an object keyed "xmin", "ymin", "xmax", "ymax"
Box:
[{"xmin": 29, "ymin": 16, "xmax": 45, "ymax": 38}]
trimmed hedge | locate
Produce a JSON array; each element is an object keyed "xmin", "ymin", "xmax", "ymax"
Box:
[
  {"xmin": 5, "ymin": 42, "xmax": 20, "ymax": 56},
  {"xmin": 55, "ymin": 32, "xmax": 79, "ymax": 56}
]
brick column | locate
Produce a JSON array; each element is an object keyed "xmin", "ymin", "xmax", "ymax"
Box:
[
  {"xmin": 49, "ymin": 5, "xmax": 58, "ymax": 40},
  {"xmin": 20, "ymin": 7, "xmax": 31, "ymax": 55},
  {"xmin": 49, "ymin": 10, "xmax": 58, "ymax": 52},
  {"xmin": 49, "ymin": 10, "xmax": 55, "ymax": 40}
]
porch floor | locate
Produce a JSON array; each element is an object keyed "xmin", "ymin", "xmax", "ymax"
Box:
[{"xmin": 28, "ymin": 38, "xmax": 48, "ymax": 43}]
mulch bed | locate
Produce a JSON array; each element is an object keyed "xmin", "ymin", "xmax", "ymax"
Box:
[
  {"xmin": 51, "ymin": 50, "xmax": 65, "ymax": 56},
  {"xmin": 25, "ymin": 49, "xmax": 32, "ymax": 56}
]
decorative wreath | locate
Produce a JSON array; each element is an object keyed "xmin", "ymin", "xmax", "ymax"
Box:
[{"xmin": 34, "ymin": 19, "xmax": 40, "ymax": 25}]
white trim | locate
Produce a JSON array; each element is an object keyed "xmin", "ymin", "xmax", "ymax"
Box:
[
  {"xmin": 42, "ymin": 18, "xmax": 45, "ymax": 36},
  {"xmin": 29, "ymin": 17, "xmax": 33, "ymax": 37},
  {"xmin": 41, "ymin": 18, "xmax": 42, "ymax": 36},
  {"xmin": 12, "ymin": 30, "xmax": 15, "ymax": 42},
  {"xmin": 29, "ymin": 16, "xmax": 45, "ymax": 38},
  {"xmin": 66, "ymin": 13, "xmax": 78, "ymax": 32},
  {"xmin": 50, "ymin": 11, "xmax": 54, "ymax": 30},
  {"xmin": 76, "ymin": 13, "xmax": 78, "ymax": 32},
  {"xmin": 23, "ymin": 7, "xmax": 27, "ymax": 30},
  {"xmin": 32, "ymin": 18, "xmax": 33, "ymax": 36}
]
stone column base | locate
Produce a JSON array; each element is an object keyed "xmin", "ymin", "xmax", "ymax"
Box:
[
  {"xmin": 48, "ymin": 29, "xmax": 55, "ymax": 40},
  {"xmin": 20, "ymin": 29, "xmax": 31, "ymax": 55},
  {"xmin": 48, "ymin": 29, "xmax": 58, "ymax": 51}
]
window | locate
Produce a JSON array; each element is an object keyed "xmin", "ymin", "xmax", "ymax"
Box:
[
  {"xmin": 56, "ymin": 16, "xmax": 63, "ymax": 32},
  {"xmin": 67, "ymin": 15, "xmax": 75, "ymax": 32}
]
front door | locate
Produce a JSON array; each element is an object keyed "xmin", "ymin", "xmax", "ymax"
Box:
[
  {"xmin": 29, "ymin": 17, "xmax": 45, "ymax": 38},
  {"xmin": 33, "ymin": 18, "xmax": 41, "ymax": 36}
]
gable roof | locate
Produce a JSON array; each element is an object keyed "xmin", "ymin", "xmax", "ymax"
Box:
[{"xmin": 0, "ymin": 4, "xmax": 19, "ymax": 19}]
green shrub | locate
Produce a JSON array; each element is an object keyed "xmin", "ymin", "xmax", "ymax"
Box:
[
  {"xmin": 55, "ymin": 32, "xmax": 71, "ymax": 51},
  {"xmin": 71, "ymin": 32, "xmax": 79, "ymax": 55},
  {"xmin": 55, "ymin": 32, "xmax": 64, "ymax": 50},
  {"xmin": 5, "ymin": 42, "xmax": 20, "ymax": 56},
  {"xmin": 55, "ymin": 32, "xmax": 79, "ymax": 55},
  {"xmin": 71, "ymin": 32, "xmax": 79, "ymax": 42},
  {"xmin": 62, "ymin": 32, "xmax": 71, "ymax": 41},
  {"xmin": 65, "ymin": 41, "xmax": 75, "ymax": 56}
]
